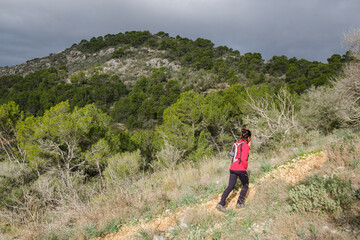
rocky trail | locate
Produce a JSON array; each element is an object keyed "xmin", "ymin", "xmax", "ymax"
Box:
[{"xmin": 95, "ymin": 151, "xmax": 328, "ymax": 240}]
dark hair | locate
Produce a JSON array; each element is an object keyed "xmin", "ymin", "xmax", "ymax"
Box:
[{"xmin": 241, "ymin": 128, "xmax": 251, "ymax": 141}]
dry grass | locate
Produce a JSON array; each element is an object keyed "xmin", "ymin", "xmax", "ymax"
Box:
[
  {"xmin": 3, "ymin": 129, "xmax": 360, "ymax": 239},
  {"xmin": 15, "ymin": 155, "xmax": 229, "ymax": 239},
  {"xmin": 133, "ymin": 129, "xmax": 360, "ymax": 240},
  {"xmin": 230, "ymin": 129, "xmax": 360, "ymax": 240}
]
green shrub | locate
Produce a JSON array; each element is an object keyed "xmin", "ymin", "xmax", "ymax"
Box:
[
  {"xmin": 112, "ymin": 46, "xmax": 130, "ymax": 58},
  {"xmin": 103, "ymin": 218, "xmax": 123, "ymax": 233},
  {"xmin": 324, "ymin": 175, "xmax": 355, "ymax": 209},
  {"xmin": 289, "ymin": 175, "xmax": 355, "ymax": 213},
  {"xmin": 84, "ymin": 223, "xmax": 103, "ymax": 238},
  {"xmin": 0, "ymin": 161, "xmax": 35, "ymax": 208},
  {"xmin": 260, "ymin": 161, "xmax": 272, "ymax": 173},
  {"xmin": 299, "ymin": 86, "xmax": 343, "ymax": 134},
  {"xmin": 103, "ymin": 150, "xmax": 141, "ymax": 186},
  {"xmin": 355, "ymin": 188, "xmax": 360, "ymax": 200},
  {"xmin": 351, "ymin": 159, "xmax": 359, "ymax": 169}
]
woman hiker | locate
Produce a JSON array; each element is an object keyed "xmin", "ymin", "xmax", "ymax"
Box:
[{"xmin": 216, "ymin": 128, "xmax": 251, "ymax": 213}]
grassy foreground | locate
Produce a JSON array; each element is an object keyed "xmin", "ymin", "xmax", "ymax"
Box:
[
  {"xmin": 2, "ymin": 129, "xmax": 359, "ymax": 239},
  {"xmin": 1, "ymin": 130, "xmax": 360, "ymax": 239},
  {"xmin": 101, "ymin": 129, "xmax": 360, "ymax": 240}
]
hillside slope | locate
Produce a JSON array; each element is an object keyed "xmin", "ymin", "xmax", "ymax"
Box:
[
  {"xmin": 0, "ymin": 46, "xmax": 180, "ymax": 84},
  {"xmin": 95, "ymin": 151, "xmax": 330, "ymax": 239},
  {"xmin": 1, "ymin": 30, "xmax": 359, "ymax": 240}
]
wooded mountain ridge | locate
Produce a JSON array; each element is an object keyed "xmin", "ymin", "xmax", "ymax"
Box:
[{"xmin": 0, "ymin": 30, "xmax": 352, "ymax": 128}]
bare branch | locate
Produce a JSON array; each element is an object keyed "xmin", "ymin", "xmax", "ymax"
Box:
[{"xmin": 244, "ymin": 88, "xmax": 299, "ymax": 142}]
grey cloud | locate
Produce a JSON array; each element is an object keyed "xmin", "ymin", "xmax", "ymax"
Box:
[{"xmin": 1, "ymin": 0, "xmax": 360, "ymax": 67}]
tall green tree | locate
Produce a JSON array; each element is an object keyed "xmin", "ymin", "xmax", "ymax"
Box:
[
  {"xmin": 0, "ymin": 101, "xmax": 25, "ymax": 165},
  {"xmin": 16, "ymin": 101, "xmax": 112, "ymax": 188},
  {"xmin": 158, "ymin": 91, "xmax": 234, "ymax": 161}
]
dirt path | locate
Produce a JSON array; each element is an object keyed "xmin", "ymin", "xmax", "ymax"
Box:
[{"xmin": 96, "ymin": 151, "xmax": 328, "ymax": 240}]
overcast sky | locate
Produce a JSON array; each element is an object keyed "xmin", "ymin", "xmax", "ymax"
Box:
[{"xmin": 1, "ymin": 0, "xmax": 359, "ymax": 67}]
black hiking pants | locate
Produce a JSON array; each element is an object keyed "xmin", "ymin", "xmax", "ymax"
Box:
[{"xmin": 219, "ymin": 170, "xmax": 249, "ymax": 206}]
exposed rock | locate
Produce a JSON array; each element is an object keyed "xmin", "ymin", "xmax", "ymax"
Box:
[
  {"xmin": 146, "ymin": 58, "xmax": 181, "ymax": 71},
  {"xmin": 99, "ymin": 48, "xmax": 115, "ymax": 56}
]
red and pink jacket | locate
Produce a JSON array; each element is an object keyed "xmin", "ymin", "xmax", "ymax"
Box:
[{"xmin": 230, "ymin": 139, "xmax": 249, "ymax": 171}]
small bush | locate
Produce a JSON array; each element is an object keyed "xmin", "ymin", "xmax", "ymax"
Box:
[
  {"xmin": 103, "ymin": 218, "xmax": 123, "ymax": 233},
  {"xmin": 351, "ymin": 159, "xmax": 359, "ymax": 169},
  {"xmin": 112, "ymin": 46, "xmax": 130, "ymax": 58},
  {"xmin": 84, "ymin": 223, "xmax": 103, "ymax": 238},
  {"xmin": 289, "ymin": 175, "xmax": 355, "ymax": 213},
  {"xmin": 261, "ymin": 161, "xmax": 272, "ymax": 173},
  {"xmin": 355, "ymin": 188, "xmax": 360, "ymax": 200},
  {"xmin": 299, "ymin": 86, "xmax": 343, "ymax": 134},
  {"xmin": 103, "ymin": 150, "xmax": 141, "ymax": 186},
  {"xmin": 0, "ymin": 161, "xmax": 36, "ymax": 213},
  {"xmin": 324, "ymin": 175, "xmax": 355, "ymax": 209},
  {"xmin": 154, "ymin": 140, "xmax": 183, "ymax": 169}
]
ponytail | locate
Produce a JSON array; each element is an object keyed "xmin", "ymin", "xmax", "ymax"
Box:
[{"xmin": 241, "ymin": 128, "xmax": 251, "ymax": 141}]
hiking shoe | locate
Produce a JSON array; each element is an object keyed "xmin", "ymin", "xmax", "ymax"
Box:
[
  {"xmin": 216, "ymin": 204, "xmax": 227, "ymax": 213},
  {"xmin": 236, "ymin": 203, "xmax": 245, "ymax": 209}
]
